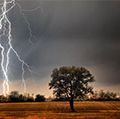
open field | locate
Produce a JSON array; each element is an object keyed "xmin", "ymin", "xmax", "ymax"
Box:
[{"xmin": 0, "ymin": 101, "xmax": 120, "ymax": 119}]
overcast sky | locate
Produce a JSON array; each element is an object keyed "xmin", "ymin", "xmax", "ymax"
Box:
[{"xmin": 0, "ymin": 0, "xmax": 120, "ymax": 96}]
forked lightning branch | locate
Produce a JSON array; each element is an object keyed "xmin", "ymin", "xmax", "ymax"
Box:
[{"xmin": 0, "ymin": 0, "xmax": 31, "ymax": 95}]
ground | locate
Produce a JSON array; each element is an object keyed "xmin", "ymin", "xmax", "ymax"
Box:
[{"xmin": 0, "ymin": 101, "xmax": 120, "ymax": 119}]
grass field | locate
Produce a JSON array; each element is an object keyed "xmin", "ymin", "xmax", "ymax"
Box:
[{"xmin": 0, "ymin": 101, "xmax": 120, "ymax": 119}]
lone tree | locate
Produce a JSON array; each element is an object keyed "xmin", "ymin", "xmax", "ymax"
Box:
[{"xmin": 49, "ymin": 66, "xmax": 95, "ymax": 111}]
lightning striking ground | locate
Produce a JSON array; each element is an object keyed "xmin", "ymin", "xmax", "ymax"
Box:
[{"xmin": 0, "ymin": 0, "xmax": 32, "ymax": 95}]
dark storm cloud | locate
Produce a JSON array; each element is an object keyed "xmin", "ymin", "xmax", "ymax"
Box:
[{"xmin": 1, "ymin": 0, "xmax": 120, "ymax": 87}]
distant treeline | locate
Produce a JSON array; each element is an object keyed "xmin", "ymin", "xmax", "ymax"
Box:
[
  {"xmin": 0, "ymin": 90, "xmax": 120, "ymax": 103},
  {"xmin": 88, "ymin": 90, "xmax": 120, "ymax": 101},
  {"xmin": 0, "ymin": 91, "xmax": 45, "ymax": 102},
  {"xmin": 51, "ymin": 90, "xmax": 120, "ymax": 101}
]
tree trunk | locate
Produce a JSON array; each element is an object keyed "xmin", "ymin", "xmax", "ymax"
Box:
[{"xmin": 69, "ymin": 98, "xmax": 75, "ymax": 112}]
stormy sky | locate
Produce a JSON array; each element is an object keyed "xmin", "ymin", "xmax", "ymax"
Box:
[{"xmin": 0, "ymin": 0, "xmax": 120, "ymax": 96}]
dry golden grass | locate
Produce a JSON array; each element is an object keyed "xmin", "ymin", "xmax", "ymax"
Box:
[{"xmin": 0, "ymin": 101, "xmax": 120, "ymax": 119}]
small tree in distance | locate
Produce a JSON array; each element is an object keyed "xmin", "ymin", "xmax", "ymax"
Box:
[
  {"xmin": 8, "ymin": 91, "xmax": 19, "ymax": 102},
  {"xmin": 49, "ymin": 66, "xmax": 95, "ymax": 111},
  {"xmin": 35, "ymin": 94, "xmax": 45, "ymax": 102}
]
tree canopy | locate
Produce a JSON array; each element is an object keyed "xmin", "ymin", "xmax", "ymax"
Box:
[{"xmin": 49, "ymin": 66, "xmax": 95, "ymax": 111}]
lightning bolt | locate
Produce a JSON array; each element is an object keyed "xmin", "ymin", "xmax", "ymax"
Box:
[
  {"xmin": 16, "ymin": 1, "xmax": 42, "ymax": 44},
  {"xmin": 0, "ymin": 0, "xmax": 32, "ymax": 95}
]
